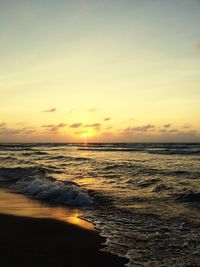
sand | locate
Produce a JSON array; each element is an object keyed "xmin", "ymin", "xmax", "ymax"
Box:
[{"xmin": 0, "ymin": 213, "xmax": 127, "ymax": 267}]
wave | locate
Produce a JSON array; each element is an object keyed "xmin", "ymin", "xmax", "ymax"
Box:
[
  {"xmin": 149, "ymin": 149, "xmax": 200, "ymax": 155},
  {"xmin": 137, "ymin": 178, "xmax": 160, "ymax": 188},
  {"xmin": 78, "ymin": 148, "xmax": 143, "ymax": 152},
  {"xmin": 0, "ymin": 155, "xmax": 17, "ymax": 161},
  {"xmin": 176, "ymin": 190, "xmax": 200, "ymax": 202},
  {"xmin": 0, "ymin": 167, "xmax": 92, "ymax": 207},
  {"xmin": 22, "ymin": 151, "xmax": 49, "ymax": 156},
  {"xmin": 151, "ymin": 183, "xmax": 170, "ymax": 193},
  {"xmin": 47, "ymin": 155, "xmax": 90, "ymax": 161},
  {"xmin": 78, "ymin": 146, "xmax": 200, "ymax": 155},
  {"xmin": 0, "ymin": 147, "xmax": 34, "ymax": 151}
]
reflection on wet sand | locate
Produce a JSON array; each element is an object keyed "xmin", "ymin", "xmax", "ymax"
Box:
[{"xmin": 0, "ymin": 189, "xmax": 94, "ymax": 230}]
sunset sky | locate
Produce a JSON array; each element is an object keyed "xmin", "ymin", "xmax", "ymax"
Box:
[{"xmin": 0, "ymin": 0, "xmax": 200, "ymax": 142}]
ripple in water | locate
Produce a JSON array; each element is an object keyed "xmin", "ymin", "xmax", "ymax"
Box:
[{"xmin": 0, "ymin": 143, "xmax": 200, "ymax": 266}]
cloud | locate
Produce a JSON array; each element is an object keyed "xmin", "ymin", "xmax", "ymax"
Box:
[
  {"xmin": 87, "ymin": 107, "xmax": 97, "ymax": 112},
  {"xmin": 183, "ymin": 124, "xmax": 191, "ymax": 129},
  {"xmin": 42, "ymin": 124, "xmax": 54, "ymax": 128},
  {"xmin": 155, "ymin": 130, "xmax": 200, "ymax": 142},
  {"xmin": 0, "ymin": 122, "xmax": 7, "ymax": 128},
  {"xmin": 23, "ymin": 128, "xmax": 36, "ymax": 134},
  {"xmin": 116, "ymin": 124, "xmax": 157, "ymax": 140},
  {"xmin": 43, "ymin": 108, "xmax": 57, "ymax": 113},
  {"xmin": 104, "ymin": 117, "xmax": 111, "ymax": 121},
  {"xmin": 70, "ymin": 123, "xmax": 82, "ymax": 128},
  {"xmin": 42, "ymin": 123, "xmax": 67, "ymax": 128},
  {"xmin": 163, "ymin": 123, "xmax": 171, "ymax": 128},
  {"xmin": 115, "ymin": 122, "xmax": 200, "ymax": 142},
  {"xmin": 57, "ymin": 123, "xmax": 67, "ymax": 128},
  {"xmin": 158, "ymin": 129, "xmax": 167, "ymax": 133},
  {"xmin": 197, "ymin": 41, "xmax": 200, "ymax": 49},
  {"xmin": 83, "ymin": 123, "xmax": 101, "ymax": 130},
  {"xmin": 0, "ymin": 128, "xmax": 21, "ymax": 135},
  {"xmin": 124, "ymin": 124, "xmax": 155, "ymax": 133},
  {"xmin": 168, "ymin": 129, "xmax": 178, "ymax": 133},
  {"xmin": 42, "ymin": 123, "xmax": 67, "ymax": 132},
  {"xmin": 0, "ymin": 126, "xmax": 36, "ymax": 136}
]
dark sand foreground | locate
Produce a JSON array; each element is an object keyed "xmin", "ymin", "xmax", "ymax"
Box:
[{"xmin": 0, "ymin": 213, "xmax": 127, "ymax": 267}]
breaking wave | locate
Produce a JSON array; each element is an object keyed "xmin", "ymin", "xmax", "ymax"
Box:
[
  {"xmin": 0, "ymin": 167, "xmax": 92, "ymax": 207},
  {"xmin": 149, "ymin": 149, "xmax": 200, "ymax": 155}
]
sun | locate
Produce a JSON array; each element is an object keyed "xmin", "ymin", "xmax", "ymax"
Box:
[
  {"xmin": 82, "ymin": 131, "xmax": 88, "ymax": 144},
  {"xmin": 81, "ymin": 129, "xmax": 95, "ymax": 144}
]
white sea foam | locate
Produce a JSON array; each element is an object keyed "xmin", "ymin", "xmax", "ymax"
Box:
[
  {"xmin": 15, "ymin": 178, "xmax": 93, "ymax": 206},
  {"xmin": 0, "ymin": 167, "xmax": 92, "ymax": 207}
]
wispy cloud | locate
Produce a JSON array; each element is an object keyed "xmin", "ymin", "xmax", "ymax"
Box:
[
  {"xmin": 0, "ymin": 125, "xmax": 36, "ymax": 136},
  {"xmin": 42, "ymin": 123, "xmax": 67, "ymax": 132},
  {"xmin": 0, "ymin": 122, "xmax": 7, "ymax": 128},
  {"xmin": 110, "ymin": 125, "xmax": 200, "ymax": 142},
  {"xmin": 42, "ymin": 124, "xmax": 54, "ymax": 128},
  {"xmin": 42, "ymin": 123, "xmax": 67, "ymax": 128},
  {"xmin": 168, "ymin": 129, "xmax": 178, "ymax": 133},
  {"xmin": 117, "ymin": 124, "xmax": 156, "ymax": 139},
  {"xmin": 155, "ymin": 130, "xmax": 200, "ymax": 142},
  {"xmin": 83, "ymin": 123, "xmax": 101, "ymax": 130},
  {"xmin": 87, "ymin": 107, "xmax": 98, "ymax": 112},
  {"xmin": 124, "ymin": 124, "xmax": 155, "ymax": 133},
  {"xmin": 57, "ymin": 123, "xmax": 67, "ymax": 128},
  {"xmin": 70, "ymin": 123, "xmax": 82, "ymax": 128},
  {"xmin": 158, "ymin": 129, "xmax": 167, "ymax": 133},
  {"xmin": 183, "ymin": 124, "xmax": 191, "ymax": 129},
  {"xmin": 43, "ymin": 108, "xmax": 57, "ymax": 113},
  {"xmin": 163, "ymin": 123, "xmax": 171, "ymax": 128},
  {"xmin": 104, "ymin": 117, "xmax": 111, "ymax": 121}
]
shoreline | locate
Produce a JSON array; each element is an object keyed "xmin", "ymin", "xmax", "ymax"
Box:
[
  {"xmin": 0, "ymin": 188, "xmax": 94, "ymax": 230},
  {"xmin": 0, "ymin": 189, "xmax": 127, "ymax": 267},
  {"xmin": 0, "ymin": 213, "xmax": 127, "ymax": 267}
]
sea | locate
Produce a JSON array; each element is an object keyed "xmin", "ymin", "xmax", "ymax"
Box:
[{"xmin": 0, "ymin": 143, "xmax": 200, "ymax": 267}]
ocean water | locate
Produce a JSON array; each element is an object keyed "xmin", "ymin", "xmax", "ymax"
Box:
[{"xmin": 0, "ymin": 143, "xmax": 200, "ymax": 267}]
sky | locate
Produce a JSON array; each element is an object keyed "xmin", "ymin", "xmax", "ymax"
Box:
[{"xmin": 0, "ymin": 0, "xmax": 200, "ymax": 142}]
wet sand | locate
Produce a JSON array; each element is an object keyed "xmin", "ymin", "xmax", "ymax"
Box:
[
  {"xmin": 0, "ymin": 213, "xmax": 127, "ymax": 267},
  {"xmin": 0, "ymin": 189, "xmax": 127, "ymax": 267}
]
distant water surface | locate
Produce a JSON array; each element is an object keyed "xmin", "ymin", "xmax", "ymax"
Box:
[{"xmin": 0, "ymin": 143, "xmax": 200, "ymax": 267}]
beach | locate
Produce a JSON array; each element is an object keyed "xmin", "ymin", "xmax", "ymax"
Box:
[
  {"xmin": 0, "ymin": 189, "xmax": 126, "ymax": 267},
  {"xmin": 0, "ymin": 213, "xmax": 126, "ymax": 267}
]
